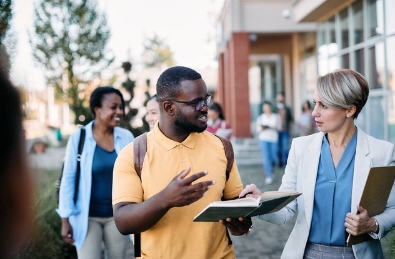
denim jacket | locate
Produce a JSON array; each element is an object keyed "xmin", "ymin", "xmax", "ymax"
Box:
[{"xmin": 56, "ymin": 120, "xmax": 133, "ymax": 250}]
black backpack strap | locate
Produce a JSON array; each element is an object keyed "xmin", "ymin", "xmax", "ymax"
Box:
[
  {"xmin": 132, "ymin": 132, "xmax": 147, "ymax": 257},
  {"xmin": 73, "ymin": 127, "xmax": 86, "ymax": 203},
  {"xmin": 215, "ymin": 135, "xmax": 234, "ymax": 181}
]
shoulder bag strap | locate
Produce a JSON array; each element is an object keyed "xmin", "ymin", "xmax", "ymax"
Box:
[{"xmin": 73, "ymin": 127, "xmax": 86, "ymax": 203}]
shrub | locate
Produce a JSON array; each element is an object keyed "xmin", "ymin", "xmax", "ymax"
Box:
[{"xmin": 12, "ymin": 169, "xmax": 77, "ymax": 259}]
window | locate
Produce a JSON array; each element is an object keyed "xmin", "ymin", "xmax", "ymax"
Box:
[
  {"xmin": 340, "ymin": 8, "xmax": 350, "ymax": 48},
  {"xmin": 368, "ymin": 42, "xmax": 385, "ymax": 89},
  {"xmin": 352, "ymin": 1, "xmax": 364, "ymax": 44}
]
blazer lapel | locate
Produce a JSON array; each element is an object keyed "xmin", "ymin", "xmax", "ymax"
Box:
[
  {"xmin": 351, "ymin": 129, "xmax": 371, "ymax": 213},
  {"xmin": 304, "ymin": 132, "xmax": 324, "ymax": 226}
]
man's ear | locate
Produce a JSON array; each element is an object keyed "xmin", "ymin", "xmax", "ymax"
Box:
[{"xmin": 163, "ymin": 101, "xmax": 175, "ymax": 116}]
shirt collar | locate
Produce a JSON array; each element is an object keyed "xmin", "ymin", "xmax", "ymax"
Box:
[{"xmin": 152, "ymin": 121, "xmax": 198, "ymax": 151}]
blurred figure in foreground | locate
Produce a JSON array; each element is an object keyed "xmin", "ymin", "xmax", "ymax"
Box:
[
  {"xmin": 57, "ymin": 86, "xmax": 134, "ymax": 259},
  {"xmin": 145, "ymin": 94, "xmax": 160, "ymax": 131},
  {"xmin": 0, "ymin": 68, "xmax": 35, "ymax": 258},
  {"xmin": 240, "ymin": 69, "xmax": 395, "ymax": 259},
  {"xmin": 206, "ymin": 101, "xmax": 232, "ymax": 139}
]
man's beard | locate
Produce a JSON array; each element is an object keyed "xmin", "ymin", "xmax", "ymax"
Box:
[{"xmin": 174, "ymin": 112, "xmax": 207, "ymax": 133}]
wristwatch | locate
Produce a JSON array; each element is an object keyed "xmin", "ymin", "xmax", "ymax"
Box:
[{"xmin": 244, "ymin": 225, "xmax": 253, "ymax": 236}]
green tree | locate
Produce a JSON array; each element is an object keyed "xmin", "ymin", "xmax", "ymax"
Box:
[
  {"xmin": 142, "ymin": 33, "xmax": 175, "ymax": 68},
  {"xmin": 31, "ymin": 0, "xmax": 114, "ymax": 124},
  {"xmin": 0, "ymin": 0, "xmax": 13, "ymax": 75}
]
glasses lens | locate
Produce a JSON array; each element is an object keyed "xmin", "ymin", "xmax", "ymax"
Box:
[{"xmin": 195, "ymin": 95, "xmax": 212, "ymax": 110}]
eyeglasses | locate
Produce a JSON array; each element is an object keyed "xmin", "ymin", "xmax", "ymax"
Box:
[{"xmin": 168, "ymin": 95, "xmax": 212, "ymax": 111}]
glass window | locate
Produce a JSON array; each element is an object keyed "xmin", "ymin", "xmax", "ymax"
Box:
[
  {"xmin": 340, "ymin": 8, "xmax": 349, "ymax": 48},
  {"xmin": 342, "ymin": 53, "xmax": 350, "ymax": 68},
  {"xmin": 317, "ymin": 23, "xmax": 327, "ymax": 58},
  {"xmin": 367, "ymin": 0, "xmax": 384, "ymax": 37},
  {"xmin": 387, "ymin": 37, "xmax": 395, "ymax": 90},
  {"xmin": 329, "ymin": 56, "xmax": 340, "ymax": 72},
  {"xmin": 368, "ymin": 96, "xmax": 385, "ymax": 139},
  {"xmin": 318, "ymin": 56, "xmax": 329, "ymax": 76},
  {"xmin": 368, "ymin": 42, "xmax": 385, "ymax": 89},
  {"xmin": 328, "ymin": 17, "xmax": 338, "ymax": 56},
  {"xmin": 352, "ymin": 0, "xmax": 364, "ymax": 44},
  {"xmin": 354, "ymin": 48, "xmax": 365, "ymax": 75},
  {"xmin": 387, "ymin": 92, "xmax": 395, "ymax": 143},
  {"xmin": 385, "ymin": 0, "xmax": 395, "ymax": 35}
]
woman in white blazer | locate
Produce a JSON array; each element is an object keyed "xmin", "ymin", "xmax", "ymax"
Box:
[{"xmin": 240, "ymin": 69, "xmax": 395, "ymax": 259}]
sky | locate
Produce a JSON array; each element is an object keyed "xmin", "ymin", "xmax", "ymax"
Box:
[{"xmin": 10, "ymin": 0, "xmax": 220, "ymax": 90}]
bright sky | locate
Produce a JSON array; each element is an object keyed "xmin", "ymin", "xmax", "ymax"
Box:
[{"xmin": 10, "ymin": 0, "xmax": 220, "ymax": 90}]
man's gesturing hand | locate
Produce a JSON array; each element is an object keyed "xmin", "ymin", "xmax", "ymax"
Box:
[{"xmin": 161, "ymin": 167, "xmax": 215, "ymax": 208}]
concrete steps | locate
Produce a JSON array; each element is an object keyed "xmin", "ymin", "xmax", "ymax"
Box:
[{"xmin": 231, "ymin": 138, "xmax": 263, "ymax": 166}]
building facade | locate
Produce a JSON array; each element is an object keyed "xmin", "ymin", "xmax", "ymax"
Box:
[{"xmin": 216, "ymin": 0, "xmax": 395, "ymax": 142}]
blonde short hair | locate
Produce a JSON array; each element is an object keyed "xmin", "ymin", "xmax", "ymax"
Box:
[{"xmin": 316, "ymin": 69, "xmax": 369, "ymax": 119}]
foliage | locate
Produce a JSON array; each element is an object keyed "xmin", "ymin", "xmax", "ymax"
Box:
[
  {"xmin": 0, "ymin": 0, "xmax": 12, "ymax": 45},
  {"xmin": 31, "ymin": 0, "xmax": 113, "ymax": 125},
  {"xmin": 12, "ymin": 169, "xmax": 77, "ymax": 259},
  {"xmin": 142, "ymin": 33, "xmax": 175, "ymax": 68},
  {"xmin": 0, "ymin": 0, "xmax": 15, "ymax": 76}
]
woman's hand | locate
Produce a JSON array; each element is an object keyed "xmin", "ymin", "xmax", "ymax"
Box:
[
  {"xmin": 239, "ymin": 184, "xmax": 262, "ymax": 199},
  {"xmin": 61, "ymin": 218, "xmax": 75, "ymax": 245},
  {"xmin": 345, "ymin": 205, "xmax": 378, "ymax": 236}
]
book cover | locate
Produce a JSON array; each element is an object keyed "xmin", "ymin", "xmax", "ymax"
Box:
[
  {"xmin": 347, "ymin": 166, "xmax": 395, "ymax": 246},
  {"xmin": 193, "ymin": 190, "xmax": 301, "ymax": 222}
]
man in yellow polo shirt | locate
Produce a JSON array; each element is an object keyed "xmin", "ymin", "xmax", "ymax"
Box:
[{"xmin": 113, "ymin": 66, "xmax": 252, "ymax": 258}]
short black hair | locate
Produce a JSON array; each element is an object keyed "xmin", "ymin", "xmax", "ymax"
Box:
[
  {"xmin": 89, "ymin": 86, "xmax": 125, "ymax": 118},
  {"xmin": 156, "ymin": 66, "xmax": 201, "ymax": 101}
]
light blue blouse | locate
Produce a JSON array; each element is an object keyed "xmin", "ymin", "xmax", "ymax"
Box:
[
  {"xmin": 308, "ymin": 130, "xmax": 357, "ymax": 246},
  {"xmin": 56, "ymin": 120, "xmax": 134, "ymax": 250}
]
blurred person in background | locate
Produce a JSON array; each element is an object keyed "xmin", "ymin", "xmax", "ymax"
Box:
[
  {"xmin": 206, "ymin": 101, "xmax": 232, "ymax": 139},
  {"xmin": 296, "ymin": 100, "xmax": 315, "ymax": 136},
  {"xmin": 57, "ymin": 86, "xmax": 134, "ymax": 259},
  {"xmin": 0, "ymin": 68, "xmax": 35, "ymax": 258},
  {"xmin": 274, "ymin": 91, "xmax": 293, "ymax": 167},
  {"xmin": 256, "ymin": 101, "xmax": 282, "ymax": 184},
  {"xmin": 145, "ymin": 94, "xmax": 160, "ymax": 131}
]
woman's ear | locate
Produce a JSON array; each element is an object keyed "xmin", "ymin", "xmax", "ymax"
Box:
[{"xmin": 346, "ymin": 105, "xmax": 357, "ymax": 118}]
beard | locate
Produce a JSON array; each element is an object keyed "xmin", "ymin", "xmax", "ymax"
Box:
[{"xmin": 174, "ymin": 111, "xmax": 207, "ymax": 133}]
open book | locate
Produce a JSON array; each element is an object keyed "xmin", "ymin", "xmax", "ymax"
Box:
[
  {"xmin": 347, "ymin": 166, "xmax": 395, "ymax": 246},
  {"xmin": 193, "ymin": 190, "xmax": 301, "ymax": 222}
]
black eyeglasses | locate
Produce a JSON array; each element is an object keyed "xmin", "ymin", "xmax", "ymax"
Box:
[{"xmin": 168, "ymin": 95, "xmax": 212, "ymax": 111}]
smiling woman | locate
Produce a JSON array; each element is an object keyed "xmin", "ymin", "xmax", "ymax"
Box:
[{"xmin": 56, "ymin": 86, "xmax": 134, "ymax": 259}]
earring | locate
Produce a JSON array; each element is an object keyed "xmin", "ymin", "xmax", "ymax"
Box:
[{"xmin": 347, "ymin": 114, "xmax": 350, "ymax": 118}]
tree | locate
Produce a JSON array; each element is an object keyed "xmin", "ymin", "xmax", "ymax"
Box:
[
  {"xmin": 0, "ymin": 0, "xmax": 13, "ymax": 75},
  {"xmin": 142, "ymin": 33, "xmax": 175, "ymax": 68},
  {"xmin": 31, "ymin": 0, "xmax": 114, "ymax": 124}
]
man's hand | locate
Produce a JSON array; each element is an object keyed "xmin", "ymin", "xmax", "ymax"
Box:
[
  {"xmin": 220, "ymin": 217, "xmax": 253, "ymax": 236},
  {"xmin": 345, "ymin": 205, "xmax": 378, "ymax": 236},
  {"xmin": 161, "ymin": 167, "xmax": 215, "ymax": 208}
]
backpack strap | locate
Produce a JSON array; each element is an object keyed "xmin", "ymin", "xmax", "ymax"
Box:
[
  {"xmin": 132, "ymin": 132, "xmax": 147, "ymax": 257},
  {"xmin": 133, "ymin": 132, "xmax": 147, "ymax": 179},
  {"xmin": 215, "ymin": 134, "xmax": 234, "ymax": 181},
  {"xmin": 73, "ymin": 127, "xmax": 86, "ymax": 203}
]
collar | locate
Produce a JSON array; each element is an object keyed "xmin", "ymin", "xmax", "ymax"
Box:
[{"xmin": 151, "ymin": 121, "xmax": 198, "ymax": 151}]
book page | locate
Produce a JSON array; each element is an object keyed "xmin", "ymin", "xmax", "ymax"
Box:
[{"xmin": 206, "ymin": 197, "xmax": 259, "ymax": 208}]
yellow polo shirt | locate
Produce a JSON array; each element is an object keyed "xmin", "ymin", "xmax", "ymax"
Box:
[{"xmin": 113, "ymin": 123, "xmax": 243, "ymax": 259}]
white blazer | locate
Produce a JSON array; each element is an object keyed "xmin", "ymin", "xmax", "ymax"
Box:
[{"xmin": 260, "ymin": 128, "xmax": 395, "ymax": 259}]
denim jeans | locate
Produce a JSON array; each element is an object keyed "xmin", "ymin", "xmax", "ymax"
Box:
[
  {"xmin": 278, "ymin": 131, "xmax": 290, "ymax": 165},
  {"xmin": 259, "ymin": 140, "xmax": 278, "ymax": 178}
]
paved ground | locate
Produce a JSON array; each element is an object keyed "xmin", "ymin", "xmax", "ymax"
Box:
[{"xmin": 29, "ymin": 146, "xmax": 394, "ymax": 259}]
